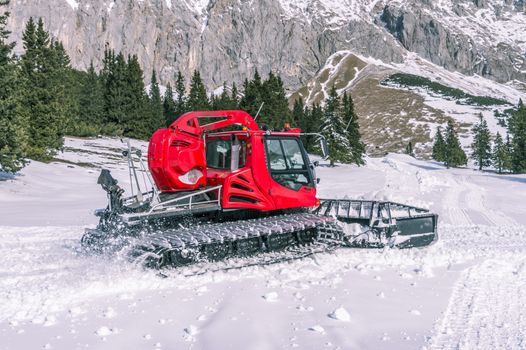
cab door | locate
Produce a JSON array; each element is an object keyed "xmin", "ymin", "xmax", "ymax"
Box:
[{"xmin": 264, "ymin": 137, "xmax": 317, "ymax": 209}]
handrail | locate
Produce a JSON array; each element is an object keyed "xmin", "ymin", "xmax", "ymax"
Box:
[
  {"xmin": 148, "ymin": 185, "xmax": 222, "ymax": 214},
  {"xmin": 316, "ymin": 198, "xmax": 431, "ymax": 221},
  {"xmin": 318, "ymin": 198, "xmax": 429, "ymax": 213}
]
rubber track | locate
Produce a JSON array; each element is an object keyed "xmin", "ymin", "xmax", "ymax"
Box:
[{"xmin": 132, "ymin": 213, "xmax": 342, "ymax": 268}]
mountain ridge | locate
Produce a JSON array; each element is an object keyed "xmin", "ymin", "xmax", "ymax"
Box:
[{"xmin": 5, "ymin": 0, "xmax": 525, "ymax": 90}]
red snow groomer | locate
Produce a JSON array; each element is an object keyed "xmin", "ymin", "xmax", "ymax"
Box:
[
  {"xmin": 83, "ymin": 110, "xmax": 438, "ymax": 268},
  {"xmin": 148, "ymin": 110, "xmax": 318, "ymax": 212}
]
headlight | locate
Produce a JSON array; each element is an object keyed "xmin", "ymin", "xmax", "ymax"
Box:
[{"xmin": 179, "ymin": 168, "xmax": 203, "ymax": 185}]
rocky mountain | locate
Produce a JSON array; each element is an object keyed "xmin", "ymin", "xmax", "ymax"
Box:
[{"xmin": 5, "ymin": 0, "xmax": 526, "ymax": 90}]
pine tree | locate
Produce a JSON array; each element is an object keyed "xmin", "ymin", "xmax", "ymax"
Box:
[
  {"xmin": 231, "ymin": 82, "xmax": 239, "ymax": 108},
  {"xmin": 341, "ymin": 92, "xmax": 365, "ymax": 165},
  {"xmin": 505, "ymin": 133, "xmax": 513, "ymax": 171},
  {"xmin": 509, "ymin": 99, "xmax": 526, "ymax": 173},
  {"xmin": 212, "ymin": 82, "xmax": 238, "ymax": 110},
  {"xmin": 432, "ymin": 127, "xmax": 446, "ymax": 162},
  {"xmin": 125, "ymin": 54, "xmax": 150, "ymax": 139},
  {"xmin": 294, "ymin": 99, "xmax": 322, "ymax": 153},
  {"xmin": 101, "ymin": 49, "xmax": 162, "ymax": 138},
  {"xmin": 292, "ymin": 97, "xmax": 310, "ymax": 151},
  {"xmin": 148, "ymin": 69, "xmax": 164, "ymax": 133},
  {"xmin": 74, "ymin": 61, "xmax": 105, "ymax": 135},
  {"xmin": 239, "ymin": 72, "xmax": 263, "ymax": 121},
  {"xmin": 20, "ymin": 17, "xmax": 36, "ymax": 76},
  {"xmin": 19, "ymin": 17, "xmax": 68, "ymax": 161},
  {"xmin": 292, "ymin": 97, "xmax": 305, "ymax": 128},
  {"xmin": 406, "ymin": 141, "xmax": 414, "ymax": 156},
  {"xmin": 51, "ymin": 40, "xmax": 79, "ymax": 135},
  {"xmin": 470, "ymin": 113, "xmax": 492, "ymax": 170},
  {"xmin": 492, "ymin": 132, "xmax": 510, "ymax": 174},
  {"xmin": 187, "ymin": 70, "xmax": 209, "ymax": 111},
  {"xmin": 100, "ymin": 47, "xmax": 114, "ymax": 86},
  {"xmin": 163, "ymin": 83, "xmax": 176, "ymax": 126},
  {"xmin": 320, "ymin": 87, "xmax": 351, "ymax": 166},
  {"xmin": 306, "ymin": 103, "xmax": 323, "ymax": 153},
  {"xmin": 261, "ymin": 71, "xmax": 290, "ymax": 128},
  {"xmin": 173, "ymin": 71, "xmax": 186, "ymax": 119},
  {"xmin": 444, "ymin": 120, "xmax": 467, "ymax": 168},
  {"xmin": 82, "ymin": 62, "xmax": 104, "ymax": 124},
  {"xmin": 104, "ymin": 51, "xmax": 127, "ymax": 126},
  {"xmin": 0, "ymin": 2, "xmax": 28, "ymax": 172}
]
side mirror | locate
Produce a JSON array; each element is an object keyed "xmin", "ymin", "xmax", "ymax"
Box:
[
  {"xmin": 320, "ymin": 137, "xmax": 329, "ymax": 159},
  {"xmin": 316, "ymin": 178, "xmax": 320, "ymax": 184}
]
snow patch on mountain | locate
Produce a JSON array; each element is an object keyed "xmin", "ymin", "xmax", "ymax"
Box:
[
  {"xmin": 393, "ymin": 52, "xmax": 526, "ymax": 105},
  {"xmin": 186, "ymin": 0, "xmax": 210, "ymax": 16},
  {"xmin": 107, "ymin": 1, "xmax": 115, "ymax": 13},
  {"xmin": 278, "ymin": 0, "xmax": 379, "ymax": 26},
  {"xmin": 64, "ymin": 0, "xmax": 79, "ymax": 10},
  {"xmin": 432, "ymin": 0, "xmax": 526, "ymax": 53}
]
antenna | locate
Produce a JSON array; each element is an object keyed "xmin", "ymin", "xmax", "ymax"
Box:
[
  {"xmin": 254, "ymin": 102, "xmax": 265, "ymax": 121},
  {"xmin": 344, "ymin": 116, "xmax": 353, "ymax": 132}
]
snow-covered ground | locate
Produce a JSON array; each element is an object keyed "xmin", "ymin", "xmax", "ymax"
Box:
[{"xmin": 0, "ymin": 137, "xmax": 525, "ymax": 350}]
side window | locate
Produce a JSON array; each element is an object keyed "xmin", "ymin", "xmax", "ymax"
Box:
[
  {"xmin": 266, "ymin": 139, "xmax": 287, "ymax": 170},
  {"xmin": 206, "ymin": 140, "xmax": 231, "ymax": 169},
  {"xmin": 206, "ymin": 139, "xmax": 246, "ymax": 170}
]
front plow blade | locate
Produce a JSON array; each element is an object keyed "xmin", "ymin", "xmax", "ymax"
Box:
[
  {"xmin": 315, "ymin": 199, "xmax": 438, "ymax": 248},
  {"xmin": 392, "ymin": 214, "xmax": 438, "ymax": 248}
]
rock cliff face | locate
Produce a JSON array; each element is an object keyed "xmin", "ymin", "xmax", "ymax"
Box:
[
  {"xmin": 5, "ymin": 0, "xmax": 525, "ymax": 90},
  {"xmin": 380, "ymin": 0, "xmax": 526, "ymax": 83}
]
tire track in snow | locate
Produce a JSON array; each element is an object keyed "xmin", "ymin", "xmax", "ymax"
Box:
[
  {"xmin": 443, "ymin": 174, "xmax": 517, "ymax": 227},
  {"xmin": 461, "ymin": 176, "xmax": 518, "ymax": 227},
  {"xmin": 443, "ymin": 178, "xmax": 473, "ymax": 226},
  {"xmin": 428, "ymin": 259, "xmax": 526, "ymax": 350}
]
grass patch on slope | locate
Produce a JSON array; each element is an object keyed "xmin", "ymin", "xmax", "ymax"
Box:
[
  {"xmin": 382, "ymin": 73, "xmax": 510, "ymax": 106},
  {"xmin": 352, "ymin": 72, "xmax": 468, "ymax": 158}
]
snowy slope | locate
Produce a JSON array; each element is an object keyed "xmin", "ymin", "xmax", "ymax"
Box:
[
  {"xmin": 0, "ymin": 137, "xmax": 525, "ymax": 349},
  {"xmin": 292, "ymin": 50, "xmax": 526, "ymax": 158}
]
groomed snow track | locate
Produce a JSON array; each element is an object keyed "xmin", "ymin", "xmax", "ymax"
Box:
[
  {"xmin": 427, "ymin": 224, "xmax": 526, "ymax": 350},
  {"xmin": 428, "ymin": 259, "xmax": 526, "ymax": 350}
]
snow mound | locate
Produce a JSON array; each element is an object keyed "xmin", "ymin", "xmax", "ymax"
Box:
[
  {"xmin": 308, "ymin": 325, "xmax": 326, "ymax": 333},
  {"xmin": 262, "ymin": 291, "xmax": 279, "ymax": 302},
  {"xmin": 409, "ymin": 309, "xmax": 421, "ymax": 316},
  {"xmin": 95, "ymin": 326, "xmax": 114, "ymax": 336},
  {"xmin": 328, "ymin": 307, "xmax": 351, "ymax": 322},
  {"xmin": 183, "ymin": 325, "xmax": 199, "ymax": 342}
]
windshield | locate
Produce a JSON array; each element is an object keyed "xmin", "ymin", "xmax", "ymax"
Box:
[{"xmin": 265, "ymin": 137, "xmax": 312, "ymax": 191}]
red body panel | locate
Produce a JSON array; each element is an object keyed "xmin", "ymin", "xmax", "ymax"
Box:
[
  {"xmin": 148, "ymin": 128, "xmax": 207, "ymax": 191},
  {"xmin": 147, "ymin": 110, "xmax": 317, "ymax": 211}
]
